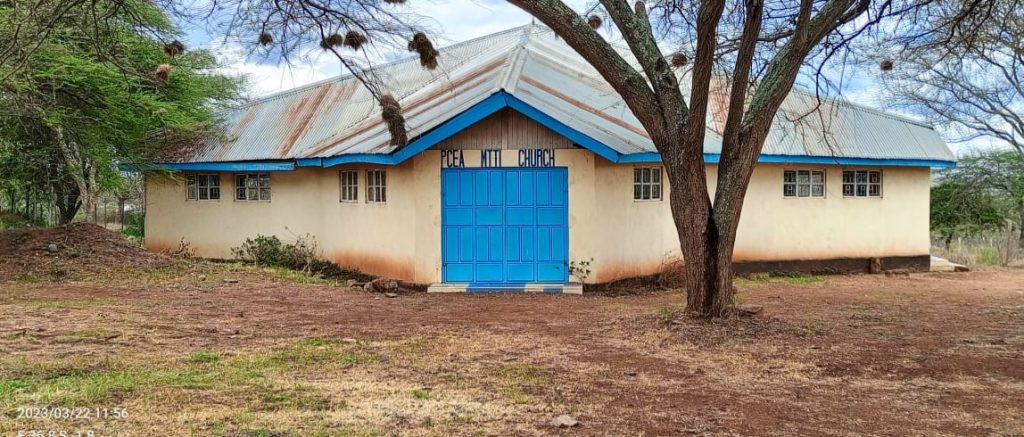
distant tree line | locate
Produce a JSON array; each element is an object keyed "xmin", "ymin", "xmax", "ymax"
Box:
[{"xmin": 931, "ymin": 149, "xmax": 1024, "ymax": 249}]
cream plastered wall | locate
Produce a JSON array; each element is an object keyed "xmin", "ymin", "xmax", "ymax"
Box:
[
  {"xmin": 586, "ymin": 160, "xmax": 932, "ymax": 281},
  {"xmin": 145, "ymin": 162, "xmax": 432, "ymax": 282},
  {"xmin": 146, "ymin": 150, "xmax": 931, "ymax": 285}
]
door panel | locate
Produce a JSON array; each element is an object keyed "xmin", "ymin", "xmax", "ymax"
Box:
[{"xmin": 442, "ymin": 167, "xmax": 568, "ymax": 284}]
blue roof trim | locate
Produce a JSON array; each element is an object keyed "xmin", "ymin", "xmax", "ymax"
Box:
[
  {"xmin": 503, "ymin": 94, "xmax": 621, "ymax": 163},
  {"xmin": 317, "ymin": 90, "xmax": 623, "ymax": 167},
  {"xmin": 618, "ymin": 152, "xmax": 956, "ymax": 168},
  {"xmin": 122, "ymin": 161, "xmax": 296, "ymax": 172},
  {"xmin": 320, "ymin": 91, "xmax": 510, "ymax": 168}
]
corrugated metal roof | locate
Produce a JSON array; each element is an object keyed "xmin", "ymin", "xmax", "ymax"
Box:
[{"xmin": 186, "ymin": 24, "xmax": 954, "ymax": 164}]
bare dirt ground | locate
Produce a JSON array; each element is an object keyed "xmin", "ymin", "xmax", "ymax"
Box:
[{"xmin": 1, "ymin": 237, "xmax": 1022, "ymax": 435}]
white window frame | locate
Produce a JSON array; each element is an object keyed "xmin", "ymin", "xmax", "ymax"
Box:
[
  {"xmin": 783, "ymin": 169, "xmax": 826, "ymax": 198},
  {"xmin": 633, "ymin": 167, "xmax": 663, "ymax": 201},
  {"xmin": 340, "ymin": 170, "xmax": 358, "ymax": 203},
  {"xmin": 186, "ymin": 174, "xmax": 221, "ymax": 201},
  {"xmin": 842, "ymin": 169, "xmax": 882, "ymax": 198},
  {"xmin": 366, "ymin": 169, "xmax": 387, "ymax": 203},
  {"xmin": 234, "ymin": 173, "xmax": 271, "ymax": 202}
]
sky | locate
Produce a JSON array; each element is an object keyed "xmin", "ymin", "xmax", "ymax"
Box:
[{"xmin": 187, "ymin": 0, "xmax": 1001, "ymax": 156}]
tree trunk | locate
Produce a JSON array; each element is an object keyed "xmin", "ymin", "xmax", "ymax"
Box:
[
  {"xmin": 54, "ymin": 126, "xmax": 97, "ymax": 223},
  {"xmin": 1018, "ymin": 201, "xmax": 1024, "ymax": 249}
]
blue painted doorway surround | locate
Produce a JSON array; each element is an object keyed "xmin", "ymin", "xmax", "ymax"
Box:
[{"xmin": 442, "ymin": 167, "xmax": 569, "ymax": 285}]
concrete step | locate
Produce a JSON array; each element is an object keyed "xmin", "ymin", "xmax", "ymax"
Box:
[
  {"xmin": 930, "ymin": 255, "xmax": 967, "ymax": 272},
  {"xmin": 428, "ymin": 282, "xmax": 583, "ymax": 294}
]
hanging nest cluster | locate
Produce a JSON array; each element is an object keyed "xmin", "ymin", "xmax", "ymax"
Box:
[
  {"xmin": 670, "ymin": 52, "xmax": 688, "ymax": 67},
  {"xmin": 587, "ymin": 15, "xmax": 602, "ymax": 29},
  {"xmin": 343, "ymin": 31, "xmax": 368, "ymax": 50},
  {"xmin": 634, "ymin": 0, "xmax": 645, "ymax": 15},
  {"xmin": 880, "ymin": 59, "xmax": 894, "ymax": 71},
  {"xmin": 379, "ymin": 94, "xmax": 408, "ymax": 147},
  {"xmin": 320, "ymin": 33, "xmax": 345, "ymax": 50},
  {"xmin": 258, "ymin": 32, "xmax": 274, "ymax": 46},
  {"xmin": 407, "ymin": 32, "xmax": 439, "ymax": 70},
  {"xmin": 154, "ymin": 63, "xmax": 173, "ymax": 83},
  {"xmin": 163, "ymin": 40, "xmax": 185, "ymax": 57}
]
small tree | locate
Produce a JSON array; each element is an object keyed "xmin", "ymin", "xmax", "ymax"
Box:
[
  {"xmin": 930, "ymin": 179, "xmax": 1005, "ymax": 249},
  {"xmin": 944, "ymin": 150, "xmax": 1024, "ymax": 247}
]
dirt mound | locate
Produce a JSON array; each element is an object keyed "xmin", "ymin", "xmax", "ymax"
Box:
[{"xmin": 0, "ymin": 223, "xmax": 171, "ymax": 281}]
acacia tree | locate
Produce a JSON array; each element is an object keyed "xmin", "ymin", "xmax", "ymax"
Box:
[
  {"xmin": 0, "ymin": 0, "xmax": 241, "ymax": 223},
  {"xmin": 881, "ymin": 1, "xmax": 1024, "ymax": 157},
  {"xmin": 945, "ymin": 150, "xmax": 1024, "ymax": 247}
]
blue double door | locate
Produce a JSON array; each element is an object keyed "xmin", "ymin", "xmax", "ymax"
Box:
[{"xmin": 442, "ymin": 167, "xmax": 568, "ymax": 284}]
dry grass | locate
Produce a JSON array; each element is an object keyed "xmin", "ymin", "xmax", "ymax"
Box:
[{"xmin": 1, "ymin": 264, "xmax": 1022, "ymax": 435}]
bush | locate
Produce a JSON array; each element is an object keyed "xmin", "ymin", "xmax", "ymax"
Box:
[
  {"xmin": 975, "ymin": 246, "xmax": 1002, "ymax": 266},
  {"xmin": 122, "ymin": 211, "xmax": 145, "ymax": 238},
  {"xmin": 231, "ymin": 233, "xmax": 325, "ymax": 273},
  {"xmin": 232, "ymin": 235, "xmax": 289, "ymax": 267}
]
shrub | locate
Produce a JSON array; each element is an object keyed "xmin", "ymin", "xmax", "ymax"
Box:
[
  {"xmin": 232, "ymin": 235, "xmax": 288, "ymax": 267},
  {"xmin": 122, "ymin": 212, "xmax": 145, "ymax": 238},
  {"xmin": 975, "ymin": 246, "xmax": 1002, "ymax": 266}
]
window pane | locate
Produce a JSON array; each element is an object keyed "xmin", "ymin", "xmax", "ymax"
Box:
[
  {"xmin": 236, "ymin": 187, "xmax": 246, "ymax": 200},
  {"xmin": 642, "ymin": 184, "xmax": 651, "ymax": 200},
  {"xmin": 259, "ymin": 188, "xmax": 271, "ymax": 201},
  {"xmin": 798, "ymin": 185, "xmax": 810, "ymax": 197},
  {"xmin": 856, "ymin": 171, "xmax": 867, "ymax": 183},
  {"xmin": 634, "ymin": 169, "xmax": 642, "ymax": 183},
  {"xmin": 784, "ymin": 184, "xmax": 796, "ymax": 197},
  {"xmin": 869, "ymin": 184, "xmax": 880, "ymax": 197},
  {"xmin": 797, "ymin": 171, "xmax": 810, "ymax": 184},
  {"xmin": 210, "ymin": 187, "xmax": 220, "ymax": 200},
  {"xmin": 380, "ymin": 187, "xmax": 386, "ymax": 202},
  {"xmin": 811, "ymin": 185, "xmax": 824, "ymax": 197},
  {"xmin": 869, "ymin": 171, "xmax": 880, "ymax": 183},
  {"xmin": 842, "ymin": 171, "xmax": 854, "ymax": 183},
  {"xmin": 642, "ymin": 168, "xmax": 651, "ymax": 183},
  {"xmin": 783, "ymin": 171, "xmax": 795, "ymax": 183},
  {"xmin": 652, "ymin": 184, "xmax": 661, "ymax": 199},
  {"xmin": 187, "ymin": 174, "xmax": 197, "ymax": 186},
  {"xmin": 843, "ymin": 184, "xmax": 854, "ymax": 196},
  {"xmin": 248, "ymin": 188, "xmax": 258, "ymax": 200},
  {"xmin": 811, "ymin": 171, "xmax": 824, "ymax": 183},
  {"xmin": 199, "ymin": 187, "xmax": 209, "ymax": 200},
  {"xmin": 187, "ymin": 186, "xmax": 197, "ymax": 200},
  {"xmin": 856, "ymin": 184, "xmax": 867, "ymax": 196},
  {"xmin": 652, "ymin": 169, "xmax": 661, "ymax": 183},
  {"xmin": 634, "ymin": 184, "xmax": 641, "ymax": 199}
]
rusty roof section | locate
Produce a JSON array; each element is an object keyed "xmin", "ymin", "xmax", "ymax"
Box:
[{"xmin": 186, "ymin": 24, "xmax": 954, "ymax": 164}]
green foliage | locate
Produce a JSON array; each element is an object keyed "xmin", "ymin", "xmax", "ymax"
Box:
[
  {"xmin": 122, "ymin": 211, "xmax": 145, "ymax": 237},
  {"xmin": 931, "ymin": 179, "xmax": 1006, "ymax": 241},
  {"xmin": 230, "ymin": 234, "xmax": 371, "ymax": 282},
  {"xmin": 0, "ymin": 0, "xmax": 242, "ymax": 221},
  {"xmin": 232, "ymin": 235, "xmax": 288, "ymax": 267},
  {"xmin": 567, "ymin": 258, "xmax": 593, "ymax": 281},
  {"xmin": 974, "ymin": 247, "xmax": 1003, "ymax": 266}
]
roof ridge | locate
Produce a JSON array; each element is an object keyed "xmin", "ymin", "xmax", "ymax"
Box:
[{"xmin": 226, "ymin": 25, "xmax": 533, "ymax": 112}]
